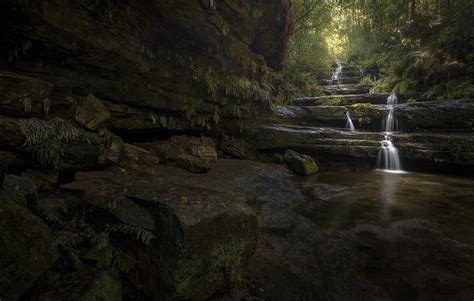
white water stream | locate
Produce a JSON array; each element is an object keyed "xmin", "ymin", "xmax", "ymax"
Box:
[{"xmin": 377, "ymin": 93, "xmax": 403, "ymax": 172}]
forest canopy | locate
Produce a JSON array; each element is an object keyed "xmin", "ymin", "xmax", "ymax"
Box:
[{"xmin": 285, "ymin": 0, "xmax": 474, "ymax": 99}]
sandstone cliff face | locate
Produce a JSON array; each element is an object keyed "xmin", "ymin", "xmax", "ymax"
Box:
[{"xmin": 1, "ymin": 0, "xmax": 290, "ymax": 135}]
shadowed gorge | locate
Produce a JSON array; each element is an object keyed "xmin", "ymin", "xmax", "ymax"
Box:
[{"xmin": 0, "ymin": 1, "xmax": 473, "ymax": 300}]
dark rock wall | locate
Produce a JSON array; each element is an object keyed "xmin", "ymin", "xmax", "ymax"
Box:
[{"xmin": 1, "ymin": 0, "xmax": 290, "ymax": 136}]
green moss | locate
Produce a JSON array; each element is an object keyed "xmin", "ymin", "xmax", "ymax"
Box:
[
  {"xmin": 319, "ymin": 95, "xmax": 345, "ymax": 106},
  {"xmin": 173, "ymin": 238, "xmax": 251, "ymax": 298}
]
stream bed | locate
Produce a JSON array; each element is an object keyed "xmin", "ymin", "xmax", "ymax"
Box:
[
  {"xmin": 305, "ymin": 170, "xmax": 474, "ymax": 245},
  {"xmin": 250, "ymin": 168, "xmax": 474, "ymax": 300}
]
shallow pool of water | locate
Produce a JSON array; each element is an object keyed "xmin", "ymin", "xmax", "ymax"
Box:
[{"xmin": 303, "ymin": 170, "xmax": 474, "ymax": 244}]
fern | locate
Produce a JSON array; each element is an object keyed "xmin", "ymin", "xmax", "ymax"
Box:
[
  {"xmin": 18, "ymin": 117, "xmax": 83, "ymax": 169},
  {"xmin": 105, "ymin": 224, "xmax": 155, "ymax": 246}
]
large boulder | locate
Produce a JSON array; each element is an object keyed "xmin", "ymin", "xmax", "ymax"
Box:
[
  {"xmin": 61, "ymin": 170, "xmax": 258, "ymax": 300},
  {"xmin": 0, "ymin": 200, "xmax": 59, "ymax": 300},
  {"xmin": 284, "ymin": 150, "xmax": 319, "ymax": 175}
]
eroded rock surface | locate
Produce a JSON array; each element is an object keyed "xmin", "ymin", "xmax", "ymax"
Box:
[{"xmin": 61, "ymin": 168, "xmax": 258, "ymax": 300}]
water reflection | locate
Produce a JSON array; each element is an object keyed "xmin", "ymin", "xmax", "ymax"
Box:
[{"xmin": 308, "ymin": 170, "xmax": 474, "ymax": 244}]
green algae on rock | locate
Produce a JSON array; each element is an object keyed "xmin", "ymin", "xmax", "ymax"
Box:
[{"xmin": 284, "ymin": 149, "xmax": 319, "ymax": 175}]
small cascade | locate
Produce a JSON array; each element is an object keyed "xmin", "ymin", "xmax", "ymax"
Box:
[
  {"xmin": 346, "ymin": 111, "xmax": 356, "ymax": 132},
  {"xmin": 377, "ymin": 135, "xmax": 402, "ymax": 171},
  {"xmin": 382, "ymin": 93, "xmax": 399, "ymax": 132},
  {"xmin": 331, "ymin": 62, "xmax": 343, "ymax": 85},
  {"xmin": 377, "ymin": 93, "xmax": 403, "ymax": 172}
]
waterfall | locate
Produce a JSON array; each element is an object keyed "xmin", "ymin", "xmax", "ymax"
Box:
[
  {"xmin": 383, "ymin": 93, "xmax": 398, "ymax": 132},
  {"xmin": 346, "ymin": 111, "xmax": 356, "ymax": 132},
  {"xmin": 377, "ymin": 93, "xmax": 403, "ymax": 172},
  {"xmin": 331, "ymin": 62, "xmax": 343, "ymax": 85},
  {"xmin": 377, "ymin": 135, "xmax": 402, "ymax": 171}
]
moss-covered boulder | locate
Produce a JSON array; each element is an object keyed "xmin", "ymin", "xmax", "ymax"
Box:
[
  {"xmin": 0, "ymin": 200, "xmax": 59, "ymax": 300},
  {"xmin": 284, "ymin": 150, "xmax": 319, "ymax": 175},
  {"xmin": 61, "ymin": 170, "xmax": 258, "ymax": 300}
]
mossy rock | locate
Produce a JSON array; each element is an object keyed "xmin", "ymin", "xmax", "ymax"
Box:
[
  {"xmin": 61, "ymin": 171, "xmax": 259, "ymax": 300},
  {"xmin": 284, "ymin": 150, "xmax": 319, "ymax": 176}
]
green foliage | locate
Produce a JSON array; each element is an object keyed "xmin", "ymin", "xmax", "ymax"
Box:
[
  {"xmin": 319, "ymin": 96, "xmax": 345, "ymax": 106},
  {"xmin": 18, "ymin": 117, "xmax": 89, "ymax": 170},
  {"xmin": 333, "ymin": 0, "xmax": 474, "ymax": 98},
  {"xmin": 266, "ymin": 0, "xmax": 472, "ymax": 99},
  {"xmin": 352, "ymin": 103, "xmax": 381, "ymax": 117},
  {"xmin": 46, "ymin": 211, "xmax": 155, "ymax": 274},
  {"xmin": 105, "ymin": 224, "xmax": 155, "ymax": 246}
]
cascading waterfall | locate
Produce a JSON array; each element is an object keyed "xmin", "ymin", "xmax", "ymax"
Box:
[
  {"xmin": 382, "ymin": 93, "xmax": 398, "ymax": 132},
  {"xmin": 377, "ymin": 135, "xmax": 401, "ymax": 171},
  {"xmin": 346, "ymin": 111, "xmax": 356, "ymax": 132},
  {"xmin": 377, "ymin": 93, "xmax": 403, "ymax": 172},
  {"xmin": 331, "ymin": 62, "xmax": 343, "ymax": 85}
]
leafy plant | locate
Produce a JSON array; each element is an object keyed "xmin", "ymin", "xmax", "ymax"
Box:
[
  {"xmin": 18, "ymin": 117, "xmax": 88, "ymax": 170},
  {"xmin": 47, "ymin": 211, "xmax": 155, "ymax": 274}
]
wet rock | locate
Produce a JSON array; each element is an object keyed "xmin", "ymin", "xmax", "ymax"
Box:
[
  {"xmin": 284, "ymin": 150, "xmax": 318, "ymax": 175},
  {"xmin": 61, "ymin": 169, "xmax": 258, "ymax": 300},
  {"xmin": 37, "ymin": 269, "xmax": 122, "ymax": 301},
  {"xmin": 276, "ymin": 105, "xmax": 347, "ymax": 127},
  {"xmin": 118, "ymin": 144, "xmax": 159, "ymax": 176},
  {"xmin": 73, "ymin": 94, "xmax": 111, "ymax": 131},
  {"xmin": 140, "ymin": 135, "xmax": 217, "ymax": 163},
  {"xmin": 395, "ymin": 98, "xmax": 474, "ymax": 131},
  {"xmin": 254, "ymin": 124, "xmax": 474, "ymax": 173},
  {"xmin": 0, "ymin": 70, "xmax": 53, "ymax": 118},
  {"xmin": 292, "ymin": 93, "xmax": 391, "ymax": 106},
  {"xmin": 177, "ymin": 154, "xmax": 213, "ymax": 173},
  {"xmin": 0, "ymin": 200, "xmax": 59, "ymax": 300}
]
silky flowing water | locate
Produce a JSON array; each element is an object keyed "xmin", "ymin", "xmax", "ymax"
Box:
[
  {"xmin": 377, "ymin": 93, "xmax": 402, "ymax": 171},
  {"xmin": 308, "ymin": 170, "xmax": 474, "ymax": 245},
  {"xmin": 345, "ymin": 111, "xmax": 356, "ymax": 132}
]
